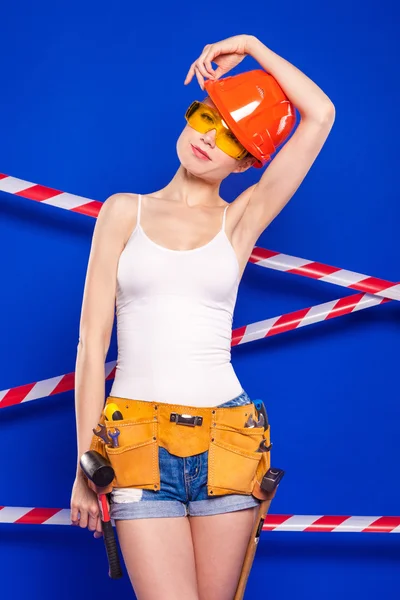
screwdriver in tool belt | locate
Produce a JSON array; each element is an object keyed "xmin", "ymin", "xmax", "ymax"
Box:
[
  {"xmin": 103, "ymin": 403, "xmax": 124, "ymax": 421},
  {"xmin": 102, "ymin": 403, "xmax": 123, "ymax": 447}
]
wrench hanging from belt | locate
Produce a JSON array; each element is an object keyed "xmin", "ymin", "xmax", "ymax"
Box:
[{"xmin": 92, "ymin": 423, "xmax": 120, "ymax": 447}]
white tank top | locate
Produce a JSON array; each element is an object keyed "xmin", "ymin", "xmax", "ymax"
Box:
[{"xmin": 109, "ymin": 193, "xmax": 244, "ymax": 407}]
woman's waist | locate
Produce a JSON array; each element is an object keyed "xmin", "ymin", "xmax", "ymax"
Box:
[
  {"xmin": 115, "ymin": 343, "xmax": 233, "ymax": 368},
  {"xmin": 110, "ymin": 363, "xmax": 243, "ymax": 407},
  {"xmin": 114, "ymin": 357, "xmax": 237, "ymax": 379}
]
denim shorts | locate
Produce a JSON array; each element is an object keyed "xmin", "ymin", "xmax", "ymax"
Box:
[{"xmin": 109, "ymin": 389, "xmax": 262, "ymax": 520}]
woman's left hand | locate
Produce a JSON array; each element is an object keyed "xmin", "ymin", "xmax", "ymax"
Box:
[{"xmin": 184, "ymin": 34, "xmax": 256, "ymax": 90}]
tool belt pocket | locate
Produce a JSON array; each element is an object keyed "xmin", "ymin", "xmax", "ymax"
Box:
[
  {"xmin": 208, "ymin": 423, "xmax": 265, "ymax": 496},
  {"xmin": 90, "ymin": 415, "xmax": 160, "ymax": 491}
]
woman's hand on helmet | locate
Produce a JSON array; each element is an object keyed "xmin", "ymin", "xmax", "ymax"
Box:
[{"xmin": 184, "ymin": 34, "xmax": 256, "ymax": 90}]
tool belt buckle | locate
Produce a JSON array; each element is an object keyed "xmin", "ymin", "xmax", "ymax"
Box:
[{"xmin": 170, "ymin": 412, "xmax": 203, "ymax": 427}]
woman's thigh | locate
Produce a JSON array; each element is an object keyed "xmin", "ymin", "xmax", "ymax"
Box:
[
  {"xmin": 188, "ymin": 506, "xmax": 259, "ymax": 600},
  {"xmin": 116, "ymin": 515, "xmax": 200, "ymax": 600}
]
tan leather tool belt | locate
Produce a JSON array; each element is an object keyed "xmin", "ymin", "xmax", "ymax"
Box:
[{"xmin": 89, "ymin": 395, "xmax": 272, "ymax": 500}]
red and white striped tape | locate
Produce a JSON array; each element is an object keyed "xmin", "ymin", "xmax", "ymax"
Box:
[
  {"xmin": 232, "ymin": 288, "xmax": 389, "ymax": 345},
  {"xmin": 0, "ymin": 173, "xmax": 102, "ymax": 216},
  {"xmin": 0, "ymin": 506, "xmax": 399, "ymax": 533},
  {"xmin": 0, "ymin": 361, "xmax": 117, "ymax": 409},
  {"xmin": 249, "ymin": 247, "xmax": 400, "ymax": 302}
]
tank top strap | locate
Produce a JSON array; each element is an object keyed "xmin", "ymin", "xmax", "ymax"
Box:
[
  {"xmin": 137, "ymin": 193, "xmax": 142, "ymax": 226},
  {"xmin": 221, "ymin": 203, "xmax": 229, "ymax": 232}
]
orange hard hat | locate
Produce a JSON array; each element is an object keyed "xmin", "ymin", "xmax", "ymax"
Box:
[{"xmin": 204, "ymin": 69, "xmax": 297, "ymax": 168}]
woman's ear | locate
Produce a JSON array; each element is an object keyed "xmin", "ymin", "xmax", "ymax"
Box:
[{"xmin": 232, "ymin": 154, "xmax": 256, "ymax": 173}]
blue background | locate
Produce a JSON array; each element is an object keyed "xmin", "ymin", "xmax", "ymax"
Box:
[{"xmin": 1, "ymin": 0, "xmax": 399, "ymax": 598}]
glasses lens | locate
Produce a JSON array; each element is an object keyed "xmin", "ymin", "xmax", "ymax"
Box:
[{"xmin": 185, "ymin": 101, "xmax": 248, "ymax": 160}]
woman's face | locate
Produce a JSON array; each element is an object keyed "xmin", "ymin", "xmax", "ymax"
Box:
[{"xmin": 176, "ymin": 96, "xmax": 255, "ymax": 181}]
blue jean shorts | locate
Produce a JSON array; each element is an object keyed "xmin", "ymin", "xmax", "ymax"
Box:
[{"xmin": 109, "ymin": 389, "xmax": 262, "ymax": 520}]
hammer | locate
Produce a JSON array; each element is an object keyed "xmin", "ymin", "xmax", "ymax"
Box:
[{"xmin": 80, "ymin": 450, "xmax": 123, "ymax": 579}]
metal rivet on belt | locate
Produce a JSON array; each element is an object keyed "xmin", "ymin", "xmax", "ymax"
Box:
[
  {"xmin": 153, "ymin": 436, "xmax": 156, "ymax": 441},
  {"xmin": 211, "ymin": 438, "xmax": 214, "ymax": 442},
  {"xmin": 212, "ymin": 410, "xmax": 216, "ymax": 414}
]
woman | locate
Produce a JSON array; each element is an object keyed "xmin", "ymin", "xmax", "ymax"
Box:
[{"xmin": 70, "ymin": 34, "xmax": 335, "ymax": 600}]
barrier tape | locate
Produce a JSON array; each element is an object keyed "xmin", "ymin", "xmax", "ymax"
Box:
[
  {"xmin": 0, "ymin": 506, "xmax": 399, "ymax": 533},
  {"xmin": 0, "ymin": 173, "xmax": 102, "ymax": 216},
  {"xmin": 0, "ymin": 361, "xmax": 117, "ymax": 409},
  {"xmin": 232, "ymin": 288, "xmax": 389, "ymax": 345},
  {"xmin": 249, "ymin": 248, "xmax": 400, "ymax": 302}
]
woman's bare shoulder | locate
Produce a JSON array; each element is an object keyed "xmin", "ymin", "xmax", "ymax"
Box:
[
  {"xmin": 99, "ymin": 193, "xmax": 140, "ymax": 246},
  {"xmin": 102, "ymin": 191, "xmax": 139, "ymax": 206}
]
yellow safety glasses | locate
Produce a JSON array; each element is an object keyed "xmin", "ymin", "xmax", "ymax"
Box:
[{"xmin": 185, "ymin": 100, "xmax": 249, "ymax": 161}]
